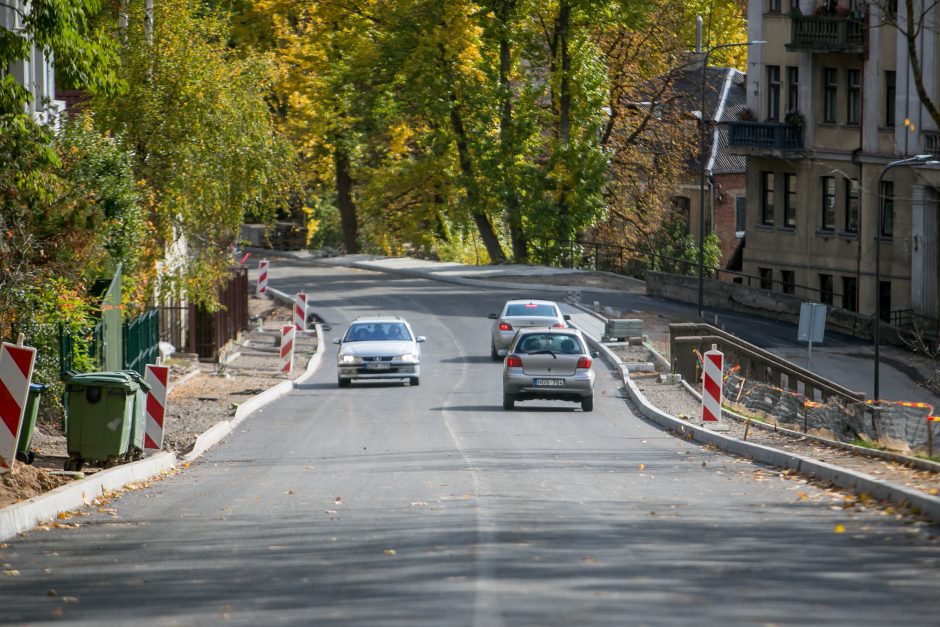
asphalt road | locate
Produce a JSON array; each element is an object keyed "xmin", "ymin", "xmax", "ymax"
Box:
[{"xmin": 1, "ymin": 264, "xmax": 938, "ymax": 626}]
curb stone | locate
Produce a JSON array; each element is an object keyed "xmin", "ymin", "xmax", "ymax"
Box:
[
  {"xmin": 576, "ymin": 321, "xmax": 940, "ymax": 522},
  {"xmin": 0, "ymin": 323, "xmax": 325, "ymax": 542},
  {"xmin": 257, "ymin": 251, "xmax": 940, "ymax": 522}
]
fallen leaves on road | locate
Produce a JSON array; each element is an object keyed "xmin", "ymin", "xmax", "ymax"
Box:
[
  {"xmin": 834, "ymin": 524, "xmax": 846, "ymax": 534},
  {"xmin": 384, "ymin": 549, "xmax": 397, "ymax": 556}
]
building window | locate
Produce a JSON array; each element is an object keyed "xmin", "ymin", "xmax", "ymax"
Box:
[
  {"xmin": 784, "ymin": 173, "xmax": 797, "ymax": 228},
  {"xmin": 880, "ymin": 180, "xmax": 894, "ymax": 237},
  {"xmin": 787, "ymin": 66, "xmax": 799, "ymax": 114},
  {"xmin": 761, "ymin": 172, "xmax": 775, "ymax": 226},
  {"xmin": 824, "ymin": 68, "xmax": 837, "ymax": 123},
  {"xmin": 821, "ymin": 176, "xmax": 836, "ymax": 230},
  {"xmin": 844, "ymin": 178, "xmax": 859, "ymax": 233},
  {"xmin": 819, "ymin": 274, "xmax": 834, "ymax": 305},
  {"xmin": 885, "ymin": 71, "xmax": 896, "ymax": 127},
  {"xmin": 735, "ymin": 196, "xmax": 746, "ymax": 233},
  {"xmin": 767, "ymin": 66, "xmax": 781, "ymax": 121},
  {"xmin": 846, "ymin": 69, "xmax": 860, "ymax": 125},
  {"xmin": 781, "ymin": 270, "xmax": 795, "ymax": 295},
  {"xmin": 769, "ymin": 0, "xmax": 781, "ymax": 12},
  {"xmin": 759, "ymin": 268, "xmax": 774, "ymax": 290},
  {"xmin": 842, "ymin": 276, "xmax": 857, "ymax": 312}
]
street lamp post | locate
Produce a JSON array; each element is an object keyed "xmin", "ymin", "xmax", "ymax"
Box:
[
  {"xmin": 696, "ymin": 35, "xmax": 764, "ymax": 319},
  {"xmin": 873, "ymin": 154, "xmax": 938, "ymax": 402}
]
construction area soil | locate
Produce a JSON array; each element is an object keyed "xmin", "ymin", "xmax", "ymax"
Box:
[{"xmin": 0, "ymin": 295, "xmax": 315, "ymax": 508}]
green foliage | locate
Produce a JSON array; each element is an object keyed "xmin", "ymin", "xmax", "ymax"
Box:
[
  {"xmin": 0, "ymin": 0, "xmax": 123, "ymax": 115},
  {"xmin": 94, "ymin": 0, "xmax": 297, "ymax": 307},
  {"xmin": 0, "ymin": 112, "xmax": 142, "ymax": 420}
]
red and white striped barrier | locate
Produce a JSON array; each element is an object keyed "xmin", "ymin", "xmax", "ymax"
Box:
[
  {"xmin": 280, "ymin": 325, "xmax": 296, "ymax": 374},
  {"xmin": 143, "ymin": 364, "xmax": 170, "ymax": 453},
  {"xmin": 0, "ymin": 342, "xmax": 37, "ymax": 472},
  {"xmin": 257, "ymin": 259, "xmax": 269, "ymax": 295},
  {"xmin": 293, "ymin": 291, "xmax": 307, "ymax": 331},
  {"xmin": 701, "ymin": 345, "xmax": 728, "ymax": 431}
]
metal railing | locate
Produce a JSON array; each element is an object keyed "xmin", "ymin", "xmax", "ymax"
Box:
[
  {"xmin": 124, "ymin": 308, "xmax": 159, "ymax": 376},
  {"xmin": 727, "ymin": 121, "xmax": 804, "ymax": 152},
  {"xmin": 924, "ymin": 130, "xmax": 940, "ymax": 156}
]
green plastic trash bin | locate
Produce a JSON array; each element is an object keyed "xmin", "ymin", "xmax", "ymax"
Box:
[
  {"xmin": 15, "ymin": 383, "xmax": 45, "ymax": 465},
  {"xmin": 64, "ymin": 371, "xmax": 141, "ymax": 471}
]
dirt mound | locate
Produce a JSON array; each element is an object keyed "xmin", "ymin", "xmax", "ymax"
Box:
[{"xmin": 0, "ymin": 466, "xmax": 71, "ymax": 508}]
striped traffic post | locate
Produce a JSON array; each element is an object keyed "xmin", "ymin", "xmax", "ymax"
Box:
[
  {"xmin": 257, "ymin": 259, "xmax": 269, "ymax": 295},
  {"xmin": 293, "ymin": 291, "xmax": 307, "ymax": 331},
  {"xmin": 280, "ymin": 325, "xmax": 296, "ymax": 374},
  {"xmin": 0, "ymin": 340, "xmax": 37, "ymax": 472},
  {"xmin": 702, "ymin": 344, "xmax": 728, "ymax": 431},
  {"xmin": 143, "ymin": 364, "xmax": 170, "ymax": 453}
]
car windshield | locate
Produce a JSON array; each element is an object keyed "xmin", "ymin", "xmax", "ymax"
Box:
[
  {"xmin": 344, "ymin": 322, "xmax": 412, "ymax": 342},
  {"xmin": 515, "ymin": 334, "xmax": 583, "ymax": 354},
  {"xmin": 504, "ymin": 303, "xmax": 558, "ymax": 317}
]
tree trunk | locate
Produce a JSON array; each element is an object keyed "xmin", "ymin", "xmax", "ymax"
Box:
[
  {"xmin": 334, "ymin": 146, "xmax": 358, "ymax": 254},
  {"xmin": 555, "ymin": 0, "xmax": 571, "ymax": 224},
  {"xmin": 496, "ymin": 0, "xmax": 526, "ymax": 261},
  {"xmin": 904, "ymin": 0, "xmax": 940, "ymax": 130}
]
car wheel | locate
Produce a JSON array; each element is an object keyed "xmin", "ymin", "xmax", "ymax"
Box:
[
  {"xmin": 503, "ymin": 393, "xmax": 515, "ymax": 410},
  {"xmin": 410, "ymin": 376, "xmax": 420, "ymax": 386},
  {"xmin": 338, "ymin": 377, "xmax": 350, "ymax": 388},
  {"xmin": 581, "ymin": 393, "xmax": 594, "ymax": 412},
  {"xmin": 491, "ymin": 343, "xmax": 501, "ymax": 362}
]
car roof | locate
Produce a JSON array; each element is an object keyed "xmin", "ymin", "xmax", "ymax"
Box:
[
  {"xmin": 348, "ymin": 316, "xmax": 409, "ymax": 325},
  {"xmin": 503, "ymin": 299, "xmax": 557, "ymax": 307},
  {"xmin": 514, "ymin": 326, "xmax": 583, "ymax": 336}
]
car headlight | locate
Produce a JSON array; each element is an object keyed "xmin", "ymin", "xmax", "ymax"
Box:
[
  {"xmin": 339, "ymin": 354, "xmax": 361, "ymax": 364},
  {"xmin": 397, "ymin": 352, "xmax": 418, "ymax": 363}
]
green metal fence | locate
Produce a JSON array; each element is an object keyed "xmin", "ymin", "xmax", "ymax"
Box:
[{"xmin": 124, "ymin": 308, "xmax": 160, "ymax": 376}]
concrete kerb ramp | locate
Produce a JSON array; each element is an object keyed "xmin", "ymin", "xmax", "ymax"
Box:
[{"xmin": 0, "ymin": 318, "xmax": 325, "ymax": 542}]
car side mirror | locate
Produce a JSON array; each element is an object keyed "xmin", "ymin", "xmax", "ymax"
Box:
[
  {"xmin": 487, "ymin": 313, "xmax": 498, "ymax": 319},
  {"xmin": 332, "ymin": 337, "xmax": 342, "ymax": 345},
  {"xmin": 591, "ymin": 351, "xmax": 599, "ymax": 358},
  {"xmin": 416, "ymin": 336, "xmax": 426, "ymax": 343},
  {"xmin": 563, "ymin": 314, "xmax": 571, "ymax": 321}
]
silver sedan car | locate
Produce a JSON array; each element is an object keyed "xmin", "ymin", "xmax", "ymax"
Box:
[
  {"xmin": 333, "ymin": 317, "xmax": 425, "ymax": 387},
  {"xmin": 502, "ymin": 327, "xmax": 596, "ymax": 411},
  {"xmin": 488, "ymin": 299, "xmax": 570, "ymax": 361}
]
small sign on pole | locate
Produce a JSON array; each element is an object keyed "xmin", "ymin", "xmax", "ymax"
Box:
[
  {"xmin": 798, "ymin": 302, "xmax": 827, "ymax": 367},
  {"xmin": 0, "ymin": 342, "xmax": 37, "ymax": 472},
  {"xmin": 702, "ymin": 344, "xmax": 729, "ymax": 431},
  {"xmin": 143, "ymin": 364, "xmax": 170, "ymax": 453},
  {"xmin": 257, "ymin": 259, "xmax": 269, "ymax": 295},
  {"xmin": 280, "ymin": 325, "xmax": 296, "ymax": 374},
  {"xmin": 294, "ymin": 291, "xmax": 307, "ymax": 331}
]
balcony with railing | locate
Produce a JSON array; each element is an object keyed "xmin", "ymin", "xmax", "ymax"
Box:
[
  {"xmin": 924, "ymin": 130, "xmax": 940, "ymax": 156},
  {"xmin": 786, "ymin": 14, "xmax": 866, "ymax": 54},
  {"xmin": 727, "ymin": 121, "xmax": 804, "ymax": 156}
]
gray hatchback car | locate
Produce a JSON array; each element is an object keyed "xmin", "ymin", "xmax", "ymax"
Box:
[
  {"xmin": 488, "ymin": 299, "xmax": 570, "ymax": 361},
  {"xmin": 501, "ymin": 327, "xmax": 596, "ymax": 412}
]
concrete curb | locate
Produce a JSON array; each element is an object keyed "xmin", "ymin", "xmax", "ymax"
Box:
[
  {"xmin": 567, "ymin": 309, "xmax": 940, "ymax": 521},
  {"xmin": 0, "ymin": 452, "xmax": 178, "ymax": 541},
  {"xmin": 253, "ymin": 251, "xmax": 940, "ymax": 521},
  {"xmin": 182, "ymin": 321, "xmax": 325, "ymax": 463},
  {"xmin": 0, "ymin": 321, "xmax": 326, "ymax": 542}
]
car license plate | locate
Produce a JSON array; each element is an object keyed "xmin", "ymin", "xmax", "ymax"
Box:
[
  {"xmin": 534, "ymin": 378, "xmax": 565, "ymax": 387},
  {"xmin": 366, "ymin": 362, "xmax": 391, "ymax": 370}
]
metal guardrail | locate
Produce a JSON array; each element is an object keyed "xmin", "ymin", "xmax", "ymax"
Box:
[{"xmin": 669, "ymin": 322, "xmax": 867, "ymax": 406}]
